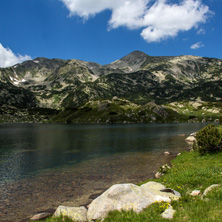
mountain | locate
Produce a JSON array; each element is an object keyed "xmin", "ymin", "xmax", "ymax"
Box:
[{"xmin": 0, "ymin": 51, "xmax": 222, "ymax": 123}]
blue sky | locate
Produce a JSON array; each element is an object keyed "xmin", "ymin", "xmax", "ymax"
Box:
[{"xmin": 0, "ymin": 0, "xmax": 221, "ymax": 67}]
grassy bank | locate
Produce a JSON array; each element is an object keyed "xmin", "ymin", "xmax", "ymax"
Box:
[
  {"xmin": 36, "ymin": 150, "xmax": 222, "ymax": 222},
  {"xmin": 102, "ymin": 151, "xmax": 222, "ymax": 222}
]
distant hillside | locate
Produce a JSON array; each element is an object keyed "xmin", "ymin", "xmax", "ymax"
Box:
[{"xmin": 0, "ymin": 51, "xmax": 222, "ymax": 123}]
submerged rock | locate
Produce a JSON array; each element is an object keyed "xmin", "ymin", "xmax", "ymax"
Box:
[
  {"xmin": 87, "ymin": 181, "xmax": 180, "ymax": 221},
  {"xmin": 30, "ymin": 212, "xmax": 52, "ymax": 221}
]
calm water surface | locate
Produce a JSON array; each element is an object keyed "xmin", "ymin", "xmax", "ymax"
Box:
[{"xmin": 0, "ymin": 123, "xmax": 206, "ymax": 221}]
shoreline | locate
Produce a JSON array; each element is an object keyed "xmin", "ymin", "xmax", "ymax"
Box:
[
  {"xmin": 0, "ymin": 124, "xmax": 201, "ymax": 222},
  {"xmin": 1, "ymin": 149, "xmax": 185, "ymax": 222}
]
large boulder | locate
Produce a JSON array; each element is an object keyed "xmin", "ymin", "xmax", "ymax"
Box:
[
  {"xmin": 54, "ymin": 206, "xmax": 87, "ymax": 222},
  {"xmin": 87, "ymin": 182, "xmax": 180, "ymax": 221}
]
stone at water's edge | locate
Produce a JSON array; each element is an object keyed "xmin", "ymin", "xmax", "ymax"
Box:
[
  {"xmin": 87, "ymin": 181, "xmax": 180, "ymax": 221},
  {"xmin": 185, "ymin": 135, "xmax": 196, "ymax": 142},
  {"xmin": 54, "ymin": 206, "xmax": 87, "ymax": 222},
  {"xmin": 30, "ymin": 212, "xmax": 52, "ymax": 221},
  {"xmin": 155, "ymin": 171, "xmax": 163, "ymax": 178}
]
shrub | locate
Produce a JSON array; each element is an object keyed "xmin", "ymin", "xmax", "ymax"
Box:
[{"xmin": 195, "ymin": 124, "xmax": 222, "ymax": 155}]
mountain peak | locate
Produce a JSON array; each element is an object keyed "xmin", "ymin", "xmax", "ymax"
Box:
[
  {"xmin": 120, "ymin": 51, "xmax": 149, "ymax": 61},
  {"xmin": 106, "ymin": 50, "xmax": 149, "ymax": 72},
  {"xmin": 127, "ymin": 50, "xmax": 149, "ymax": 57}
]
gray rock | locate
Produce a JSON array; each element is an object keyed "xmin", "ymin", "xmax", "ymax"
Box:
[
  {"xmin": 54, "ymin": 206, "xmax": 87, "ymax": 222},
  {"xmin": 190, "ymin": 190, "xmax": 201, "ymax": 196},
  {"xmin": 87, "ymin": 182, "xmax": 180, "ymax": 221},
  {"xmin": 203, "ymin": 184, "xmax": 221, "ymax": 197},
  {"xmin": 112, "ymin": 96, "xmax": 119, "ymax": 101},
  {"xmin": 190, "ymin": 132, "xmax": 197, "ymax": 136},
  {"xmin": 161, "ymin": 205, "xmax": 176, "ymax": 219},
  {"xmin": 185, "ymin": 135, "xmax": 196, "ymax": 142},
  {"xmin": 158, "ymin": 164, "xmax": 171, "ymax": 174},
  {"xmin": 30, "ymin": 212, "xmax": 52, "ymax": 221},
  {"xmin": 164, "ymin": 151, "xmax": 171, "ymax": 155},
  {"xmin": 98, "ymin": 102, "xmax": 110, "ymax": 111},
  {"xmin": 160, "ymin": 188, "xmax": 181, "ymax": 197},
  {"xmin": 155, "ymin": 172, "xmax": 163, "ymax": 179}
]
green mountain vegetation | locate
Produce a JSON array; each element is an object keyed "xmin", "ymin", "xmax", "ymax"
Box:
[{"xmin": 0, "ymin": 51, "xmax": 222, "ymax": 123}]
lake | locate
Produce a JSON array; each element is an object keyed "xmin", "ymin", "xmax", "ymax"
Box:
[{"xmin": 0, "ymin": 123, "xmax": 206, "ymax": 221}]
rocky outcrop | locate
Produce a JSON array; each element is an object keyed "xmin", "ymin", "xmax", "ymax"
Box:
[
  {"xmin": 87, "ymin": 182, "xmax": 180, "ymax": 221},
  {"xmin": 52, "ymin": 182, "xmax": 180, "ymax": 222}
]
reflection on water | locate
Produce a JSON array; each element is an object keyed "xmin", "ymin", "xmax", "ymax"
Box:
[{"xmin": 0, "ymin": 123, "xmax": 207, "ymax": 221}]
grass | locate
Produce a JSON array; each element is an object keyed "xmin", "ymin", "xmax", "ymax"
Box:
[
  {"xmin": 36, "ymin": 150, "xmax": 222, "ymax": 222},
  {"xmin": 165, "ymin": 101, "xmax": 222, "ymax": 122}
]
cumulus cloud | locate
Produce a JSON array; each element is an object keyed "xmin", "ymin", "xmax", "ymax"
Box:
[
  {"xmin": 60, "ymin": 0, "xmax": 211, "ymax": 42},
  {"xmin": 190, "ymin": 41, "xmax": 204, "ymax": 49},
  {"xmin": 0, "ymin": 44, "xmax": 31, "ymax": 68}
]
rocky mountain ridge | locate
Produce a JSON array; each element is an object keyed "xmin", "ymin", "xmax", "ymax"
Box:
[{"xmin": 0, "ymin": 51, "xmax": 221, "ymax": 123}]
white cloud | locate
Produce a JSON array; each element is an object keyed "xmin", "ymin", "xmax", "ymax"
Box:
[
  {"xmin": 191, "ymin": 41, "xmax": 204, "ymax": 49},
  {"xmin": 197, "ymin": 28, "xmax": 206, "ymax": 34},
  {"xmin": 60, "ymin": 0, "xmax": 211, "ymax": 42},
  {"xmin": 0, "ymin": 44, "xmax": 31, "ymax": 68}
]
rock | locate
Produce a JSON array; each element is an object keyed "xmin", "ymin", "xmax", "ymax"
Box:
[
  {"xmin": 87, "ymin": 182, "xmax": 180, "ymax": 221},
  {"xmin": 214, "ymin": 119, "xmax": 219, "ymax": 123},
  {"xmin": 98, "ymin": 102, "xmax": 110, "ymax": 111},
  {"xmin": 30, "ymin": 212, "xmax": 52, "ymax": 221},
  {"xmin": 112, "ymin": 96, "xmax": 119, "ymax": 101},
  {"xmin": 190, "ymin": 132, "xmax": 197, "ymax": 136},
  {"xmin": 161, "ymin": 205, "xmax": 176, "ymax": 219},
  {"xmin": 203, "ymin": 184, "xmax": 221, "ymax": 197},
  {"xmin": 155, "ymin": 172, "xmax": 163, "ymax": 179},
  {"xmin": 185, "ymin": 136, "xmax": 196, "ymax": 142},
  {"xmin": 177, "ymin": 153, "xmax": 181, "ymax": 156},
  {"xmin": 160, "ymin": 188, "xmax": 181, "ymax": 197},
  {"xmin": 190, "ymin": 190, "xmax": 201, "ymax": 196},
  {"xmin": 164, "ymin": 151, "xmax": 171, "ymax": 155},
  {"xmin": 54, "ymin": 206, "xmax": 87, "ymax": 222},
  {"xmin": 158, "ymin": 164, "xmax": 171, "ymax": 174},
  {"xmin": 178, "ymin": 134, "xmax": 186, "ymax": 136}
]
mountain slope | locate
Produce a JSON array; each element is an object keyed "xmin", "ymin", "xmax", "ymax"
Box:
[{"xmin": 0, "ymin": 51, "xmax": 221, "ymax": 123}]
